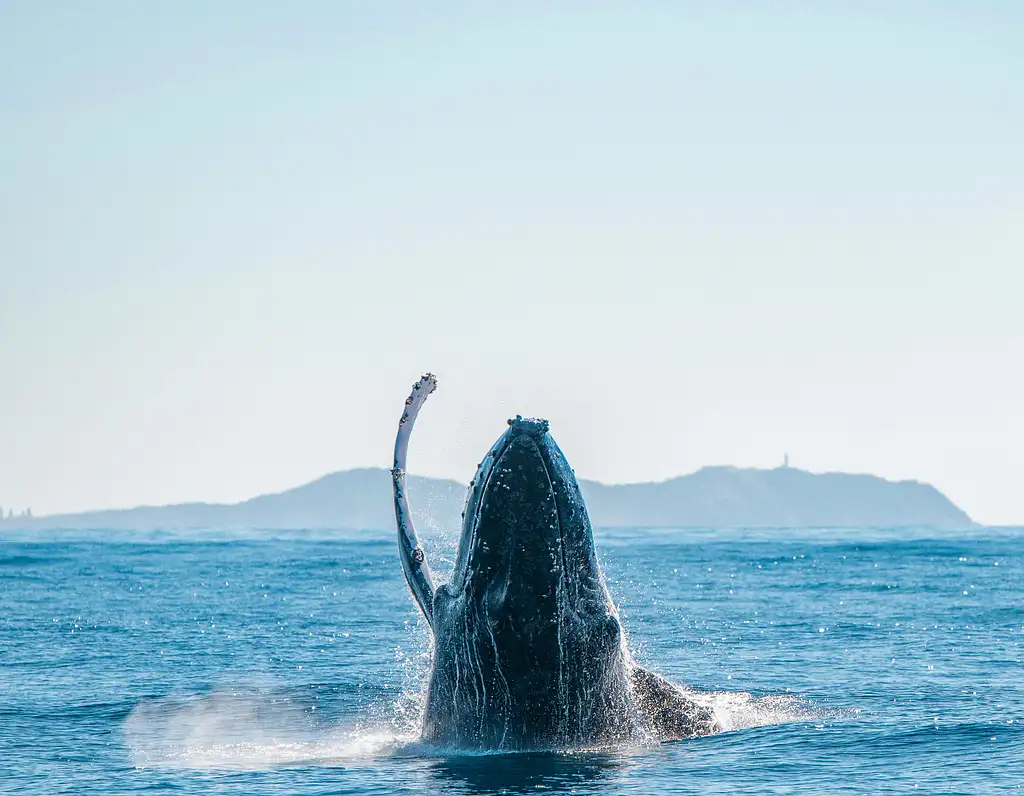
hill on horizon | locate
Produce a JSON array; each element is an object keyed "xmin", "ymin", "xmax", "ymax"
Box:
[{"xmin": 0, "ymin": 465, "xmax": 974, "ymax": 532}]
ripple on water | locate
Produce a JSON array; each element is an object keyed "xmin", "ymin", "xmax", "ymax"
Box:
[{"xmin": 2, "ymin": 529, "xmax": 1021, "ymax": 794}]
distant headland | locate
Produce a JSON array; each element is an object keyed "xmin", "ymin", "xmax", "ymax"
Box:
[{"xmin": 0, "ymin": 465, "xmax": 974, "ymax": 531}]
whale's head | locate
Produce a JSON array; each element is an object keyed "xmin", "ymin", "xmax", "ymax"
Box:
[
  {"xmin": 425, "ymin": 416, "xmax": 635, "ymax": 749},
  {"xmin": 439, "ymin": 416, "xmax": 615, "ymax": 629}
]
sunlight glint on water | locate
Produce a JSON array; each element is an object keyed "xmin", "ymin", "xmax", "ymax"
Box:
[{"xmin": 1, "ymin": 527, "xmax": 1022, "ymax": 794}]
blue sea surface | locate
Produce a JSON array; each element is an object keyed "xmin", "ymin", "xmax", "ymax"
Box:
[{"xmin": 1, "ymin": 526, "xmax": 1022, "ymax": 794}]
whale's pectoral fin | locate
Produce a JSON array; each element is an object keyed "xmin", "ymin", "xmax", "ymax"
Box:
[
  {"xmin": 392, "ymin": 373, "xmax": 438, "ymax": 628},
  {"xmin": 631, "ymin": 666, "xmax": 718, "ymax": 740}
]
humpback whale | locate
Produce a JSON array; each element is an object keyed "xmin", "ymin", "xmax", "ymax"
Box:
[{"xmin": 391, "ymin": 374, "xmax": 716, "ymax": 750}]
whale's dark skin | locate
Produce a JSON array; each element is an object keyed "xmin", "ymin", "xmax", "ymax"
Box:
[{"xmin": 391, "ymin": 378, "xmax": 716, "ymax": 751}]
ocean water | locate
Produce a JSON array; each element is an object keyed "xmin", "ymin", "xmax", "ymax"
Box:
[{"xmin": 1, "ymin": 526, "xmax": 1021, "ymax": 795}]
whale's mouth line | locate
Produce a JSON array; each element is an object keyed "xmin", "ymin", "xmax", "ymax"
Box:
[{"xmin": 451, "ymin": 436, "xmax": 504, "ymax": 596}]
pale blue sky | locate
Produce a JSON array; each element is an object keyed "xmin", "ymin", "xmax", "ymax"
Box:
[{"xmin": 1, "ymin": 2, "xmax": 1021, "ymax": 523}]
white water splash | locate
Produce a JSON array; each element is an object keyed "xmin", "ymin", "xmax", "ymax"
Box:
[
  {"xmin": 123, "ymin": 684, "xmax": 841, "ymax": 770},
  {"xmin": 692, "ymin": 689, "xmax": 846, "ymax": 732},
  {"xmin": 123, "ymin": 689, "xmax": 417, "ymax": 770}
]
